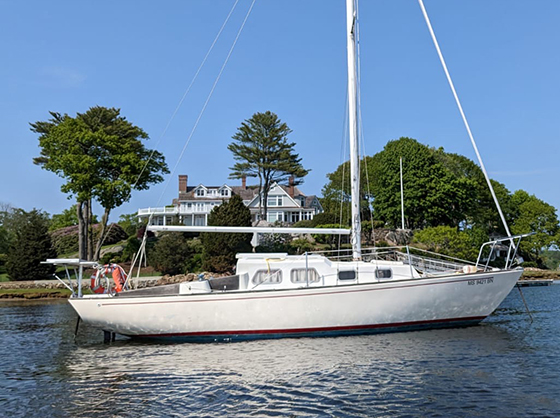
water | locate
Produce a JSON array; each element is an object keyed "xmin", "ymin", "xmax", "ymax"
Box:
[{"xmin": 1, "ymin": 286, "xmax": 559, "ymax": 417}]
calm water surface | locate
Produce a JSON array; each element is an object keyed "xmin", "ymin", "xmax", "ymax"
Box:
[{"xmin": 1, "ymin": 285, "xmax": 559, "ymax": 417}]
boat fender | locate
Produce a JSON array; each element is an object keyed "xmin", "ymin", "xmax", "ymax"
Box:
[
  {"xmin": 90, "ymin": 272, "xmax": 106, "ymax": 294},
  {"xmin": 109, "ymin": 264, "xmax": 127, "ymax": 292}
]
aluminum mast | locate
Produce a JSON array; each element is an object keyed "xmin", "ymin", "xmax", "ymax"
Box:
[{"xmin": 346, "ymin": 0, "xmax": 361, "ymax": 260}]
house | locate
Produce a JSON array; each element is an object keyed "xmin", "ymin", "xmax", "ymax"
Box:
[{"xmin": 137, "ymin": 175, "xmax": 323, "ymax": 226}]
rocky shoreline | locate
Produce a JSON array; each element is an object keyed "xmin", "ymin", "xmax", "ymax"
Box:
[{"xmin": 0, "ymin": 272, "xmax": 220, "ymax": 299}]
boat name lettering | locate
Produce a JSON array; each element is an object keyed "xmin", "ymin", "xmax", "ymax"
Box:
[{"xmin": 467, "ymin": 277, "xmax": 494, "ymax": 286}]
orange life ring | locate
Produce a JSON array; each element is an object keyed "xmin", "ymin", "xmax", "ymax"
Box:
[{"xmin": 90, "ymin": 264, "xmax": 128, "ymax": 294}]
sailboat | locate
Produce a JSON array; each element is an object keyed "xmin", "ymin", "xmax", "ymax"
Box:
[{"xmin": 46, "ymin": 0, "xmax": 527, "ymax": 342}]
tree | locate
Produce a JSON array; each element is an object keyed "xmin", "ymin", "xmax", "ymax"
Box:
[
  {"xmin": 413, "ymin": 226, "xmax": 487, "ymax": 262},
  {"xmin": 50, "ymin": 205, "xmax": 99, "ymax": 231},
  {"xmin": 320, "ymin": 158, "xmax": 374, "ymax": 226},
  {"xmin": 31, "ymin": 106, "xmax": 169, "ymax": 261},
  {"xmin": 6, "ymin": 209, "xmax": 57, "ymax": 280},
  {"xmin": 369, "ymin": 138, "xmax": 478, "ymax": 229},
  {"xmin": 201, "ymin": 195, "xmax": 252, "ymax": 273},
  {"xmin": 509, "ymin": 190, "xmax": 559, "ymax": 263},
  {"xmin": 228, "ymin": 111, "xmax": 309, "ymax": 220},
  {"xmin": 149, "ymin": 233, "xmax": 192, "ymax": 276}
]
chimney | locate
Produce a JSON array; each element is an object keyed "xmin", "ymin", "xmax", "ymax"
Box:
[
  {"xmin": 178, "ymin": 175, "xmax": 188, "ymax": 193},
  {"xmin": 288, "ymin": 176, "xmax": 295, "ymax": 197},
  {"xmin": 241, "ymin": 175, "xmax": 246, "ymax": 190}
]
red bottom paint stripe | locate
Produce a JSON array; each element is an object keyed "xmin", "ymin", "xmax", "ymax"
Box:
[{"xmin": 135, "ymin": 315, "xmax": 487, "ymax": 338}]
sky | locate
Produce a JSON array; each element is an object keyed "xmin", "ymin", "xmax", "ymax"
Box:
[{"xmin": 0, "ymin": 0, "xmax": 558, "ymax": 222}]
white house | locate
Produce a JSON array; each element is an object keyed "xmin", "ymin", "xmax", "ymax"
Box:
[{"xmin": 137, "ymin": 175, "xmax": 323, "ymax": 226}]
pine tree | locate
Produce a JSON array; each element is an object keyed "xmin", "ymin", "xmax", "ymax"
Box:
[
  {"xmin": 201, "ymin": 195, "xmax": 252, "ymax": 273},
  {"xmin": 6, "ymin": 209, "xmax": 57, "ymax": 280},
  {"xmin": 228, "ymin": 111, "xmax": 309, "ymax": 220}
]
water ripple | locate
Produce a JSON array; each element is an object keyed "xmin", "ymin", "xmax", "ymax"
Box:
[{"xmin": 1, "ymin": 287, "xmax": 560, "ymax": 416}]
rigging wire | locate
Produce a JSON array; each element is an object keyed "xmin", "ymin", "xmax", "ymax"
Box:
[
  {"xmin": 417, "ymin": 0, "xmax": 512, "ymax": 239},
  {"xmin": 132, "ymin": 0, "xmax": 241, "ymax": 193},
  {"xmin": 337, "ymin": 94, "xmax": 349, "ymax": 250},
  {"xmin": 354, "ymin": 0, "xmax": 376, "ymax": 243},
  {"xmin": 97, "ymin": 0, "xmax": 241, "ymax": 251},
  {"xmin": 156, "ymin": 0, "xmax": 257, "ymax": 207}
]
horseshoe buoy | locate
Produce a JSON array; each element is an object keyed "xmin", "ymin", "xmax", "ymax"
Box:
[{"xmin": 90, "ymin": 263, "xmax": 128, "ymax": 294}]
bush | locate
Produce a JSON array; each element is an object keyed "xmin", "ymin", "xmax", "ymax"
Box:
[
  {"xmin": 289, "ymin": 238, "xmax": 314, "ymax": 254},
  {"xmin": 310, "ymin": 213, "xmax": 339, "ymax": 227},
  {"xmin": 6, "ymin": 209, "xmax": 57, "ymax": 280},
  {"xmin": 256, "ymin": 233, "xmax": 292, "ymax": 253},
  {"xmin": 149, "ymin": 233, "xmax": 192, "ymax": 275},
  {"xmin": 293, "ymin": 220, "xmax": 314, "ymax": 228},
  {"xmin": 50, "ymin": 223, "xmax": 128, "ymax": 256},
  {"xmin": 201, "ymin": 195, "xmax": 252, "ymax": 273},
  {"xmin": 413, "ymin": 226, "xmax": 487, "ymax": 261}
]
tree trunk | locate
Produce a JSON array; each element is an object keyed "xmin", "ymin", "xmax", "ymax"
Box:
[
  {"xmin": 258, "ymin": 175, "xmax": 263, "ymax": 220},
  {"xmin": 94, "ymin": 207, "xmax": 111, "ymax": 261},
  {"xmin": 77, "ymin": 201, "xmax": 88, "ymax": 260},
  {"xmin": 262, "ymin": 177, "xmax": 270, "ymax": 223}
]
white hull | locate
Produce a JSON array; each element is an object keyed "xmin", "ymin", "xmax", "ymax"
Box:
[{"xmin": 69, "ymin": 268, "xmax": 521, "ymax": 342}]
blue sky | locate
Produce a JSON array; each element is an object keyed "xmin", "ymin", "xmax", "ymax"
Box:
[{"xmin": 0, "ymin": 0, "xmax": 558, "ymax": 221}]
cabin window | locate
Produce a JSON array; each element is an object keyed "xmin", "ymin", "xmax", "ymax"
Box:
[
  {"xmin": 290, "ymin": 268, "xmax": 320, "ymax": 283},
  {"xmin": 375, "ymin": 268, "xmax": 392, "ymax": 279},
  {"xmin": 338, "ymin": 270, "xmax": 356, "ymax": 280},
  {"xmin": 252, "ymin": 269, "xmax": 282, "ymax": 285}
]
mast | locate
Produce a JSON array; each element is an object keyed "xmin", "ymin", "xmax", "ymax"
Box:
[{"xmin": 346, "ymin": 0, "xmax": 361, "ymax": 260}]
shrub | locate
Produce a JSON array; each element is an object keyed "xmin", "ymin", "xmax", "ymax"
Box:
[
  {"xmin": 201, "ymin": 195, "xmax": 252, "ymax": 273},
  {"xmin": 413, "ymin": 226, "xmax": 487, "ymax": 261},
  {"xmin": 6, "ymin": 209, "xmax": 57, "ymax": 280},
  {"xmin": 50, "ymin": 223, "xmax": 128, "ymax": 256},
  {"xmin": 310, "ymin": 213, "xmax": 339, "ymax": 227},
  {"xmin": 149, "ymin": 233, "xmax": 192, "ymax": 275}
]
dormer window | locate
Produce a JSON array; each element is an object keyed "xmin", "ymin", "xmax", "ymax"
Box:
[
  {"xmin": 220, "ymin": 189, "xmax": 229, "ymax": 197},
  {"xmin": 196, "ymin": 189, "xmax": 205, "ymax": 197}
]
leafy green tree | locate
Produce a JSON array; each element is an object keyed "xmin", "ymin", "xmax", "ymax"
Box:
[
  {"xmin": 541, "ymin": 249, "xmax": 560, "ymax": 270},
  {"xmin": 201, "ymin": 195, "xmax": 252, "ymax": 273},
  {"xmin": 50, "ymin": 205, "xmax": 99, "ymax": 231},
  {"xmin": 228, "ymin": 111, "xmax": 309, "ymax": 220},
  {"xmin": 320, "ymin": 159, "xmax": 372, "ymax": 226},
  {"xmin": 6, "ymin": 209, "xmax": 57, "ymax": 280},
  {"xmin": 118, "ymin": 213, "xmax": 145, "ymax": 237},
  {"xmin": 369, "ymin": 138, "xmax": 478, "ymax": 229},
  {"xmin": 413, "ymin": 226, "xmax": 487, "ymax": 262},
  {"xmin": 31, "ymin": 107, "xmax": 168, "ymax": 261},
  {"xmin": 509, "ymin": 190, "xmax": 559, "ymax": 263}
]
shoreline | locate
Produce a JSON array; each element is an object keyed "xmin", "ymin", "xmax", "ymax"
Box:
[{"xmin": 1, "ymin": 270, "xmax": 558, "ymax": 300}]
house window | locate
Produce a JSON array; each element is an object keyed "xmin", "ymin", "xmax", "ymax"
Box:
[
  {"xmin": 196, "ymin": 203, "xmax": 204, "ymax": 212},
  {"xmin": 302, "ymin": 212, "xmax": 311, "ymax": 220},
  {"xmin": 267, "ymin": 196, "xmax": 282, "ymax": 206},
  {"xmin": 267, "ymin": 211, "xmax": 283, "ymax": 223},
  {"xmin": 220, "ymin": 189, "xmax": 229, "ymax": 197},
  {"xmin": 196, "ymin": 189, "xmax": 205, "ymax": 197},
  {"xmin": 194, "ymin": 215, "xmax": 205, "ymax": 226},
  {"xmin": 291, "ymin": 212, "xmax": 300, "ymax": 223},
  {"xmin": 290, "ymin": 268, "xmax": 320, "ymax": 283},
  {"xmin": 375, "ymin": 269, "xmax": 392, "ymax": 279},
  {"xmin": 338, "ymin": 270, "xmax": 356, "ymax": 280},
  {"xmin": 252, "ymin": 269, "xmax": 282, "ymax": 285}
]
